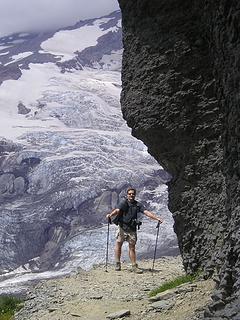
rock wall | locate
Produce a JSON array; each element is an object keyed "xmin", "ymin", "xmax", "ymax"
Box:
[{"xmin": 118, "ymin": 0, "xmax": 240, "ymax": 317}]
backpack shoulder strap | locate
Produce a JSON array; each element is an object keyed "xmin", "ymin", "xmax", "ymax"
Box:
[{"xmin": 120, "ymin": 198, "xmax": 129, "ymax": 213}]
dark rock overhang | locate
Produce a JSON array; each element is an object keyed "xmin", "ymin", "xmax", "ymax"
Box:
[{"xmin": 118, "ymin": 0, "xmax": 240, "ymax": 317}]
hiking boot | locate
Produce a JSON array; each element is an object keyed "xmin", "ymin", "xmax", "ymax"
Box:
[
  {"xmin": 131, "ymin": 264, "xmax": 143, "ymax": 274},
  {"xmin": 115, "ymin": 262, "xmax": 121, "ymax": 271}
]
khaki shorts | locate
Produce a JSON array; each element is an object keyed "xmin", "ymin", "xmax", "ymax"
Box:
[{"xmin": 116, "ymin": 226, "xmax": 137, "ymax": 245}]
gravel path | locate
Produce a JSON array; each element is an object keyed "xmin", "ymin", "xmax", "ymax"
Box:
[{"xmin": 14, "ymin": 256, "xmax": 214, "ymax": 320}]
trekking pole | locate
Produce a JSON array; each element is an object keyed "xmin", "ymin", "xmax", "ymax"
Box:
[
  {"xmin": 105, "ymin": 217, "xmax": 111, "ymax": 272},
  {"xmin": 152, "ymin": 221, "xmax": 161, "ymax": 272}
]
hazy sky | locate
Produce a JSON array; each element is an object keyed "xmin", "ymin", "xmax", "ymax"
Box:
[{"xmin": 0, "ymin": 0, "xmax": 119, "ymax": 37}]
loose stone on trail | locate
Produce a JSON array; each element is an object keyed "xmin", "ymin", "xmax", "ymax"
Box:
[
  {"xmin": 89, "ymin": 295, "xmax": 103, "ymax": 300},
  {"xmin": 150, "ymin": 300, "xmax": 175, "ymax": 311},
  {"xmin": 106, "ymin": 309, "xmax": 131, "ymax": 319},
  {"xmin": 70, "ymin": 312, "xmax": 82, "ymax": 317},
  {"xmin": 148, "ymin": 288, "xmax": 177, "ymax": 302}
]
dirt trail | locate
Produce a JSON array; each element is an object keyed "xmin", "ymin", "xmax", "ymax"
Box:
[{"xmin": 14, "ymin": 256, "xmax": 214, "ymax": 320}]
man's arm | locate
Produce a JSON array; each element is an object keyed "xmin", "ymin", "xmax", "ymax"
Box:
[
  {"xmin": 106, "ymin": 208, "xmax": 120, "ymax": 219},
  {"xmin": 143, "ymin": 210, "xmax": 163, "ymax": 223}
]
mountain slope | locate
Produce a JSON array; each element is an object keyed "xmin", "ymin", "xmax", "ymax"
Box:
[
  {"xmin": 0, "ymin": 11, "xmax": 122, "ymax": 83},
  {"xmin": 0, "ymin": 10, "xmax": 177, "ymax": 295}
]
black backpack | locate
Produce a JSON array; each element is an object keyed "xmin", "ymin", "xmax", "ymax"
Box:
[{"xmin": 111, "ymin": 199, "xmax": 142, "ymax": 231}]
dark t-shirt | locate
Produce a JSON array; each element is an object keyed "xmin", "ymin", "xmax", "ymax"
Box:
[
  {"xmin": 117, "ymin": 199, "xmax": 145, "ymax": 231},
  {"xmin": 117, "ymin": 199, "xmax": 144, "ymax": 215}
]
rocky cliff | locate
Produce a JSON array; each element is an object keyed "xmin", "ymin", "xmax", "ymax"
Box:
[{"xmin": 118, "ymin": 0, "xmax": 240, "ymax": 318}]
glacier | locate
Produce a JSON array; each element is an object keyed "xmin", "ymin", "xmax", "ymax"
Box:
[{"xmin": 0, "ymin": 11, "xmax": 178, "ymax": 295}]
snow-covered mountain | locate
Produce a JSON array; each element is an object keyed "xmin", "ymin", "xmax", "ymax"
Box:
[
  {"xmin": 0, "ymin": 11, "xmax": 122, "ymax": 83},
  {"xmin": 0, "ymin": 11, "xmax": 178, "ymax": 294}
]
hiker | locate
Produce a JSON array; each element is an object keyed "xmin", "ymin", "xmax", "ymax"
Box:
[{"xmin": 106, "ymin": 187, "xmax": 163, "ymax": 273}]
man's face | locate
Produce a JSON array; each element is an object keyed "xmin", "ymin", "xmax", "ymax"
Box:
[{"xmin": 127, "ymin": 190, "xmax": 136, "ymax": 202}]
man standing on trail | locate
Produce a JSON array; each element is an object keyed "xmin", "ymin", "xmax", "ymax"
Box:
[{"xmin": 106, "ymin": 187, "xmax": 163, "ymax": 273}]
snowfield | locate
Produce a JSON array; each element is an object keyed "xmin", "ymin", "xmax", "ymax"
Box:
[{"xmin": 41, "ymin": 17, "xmax": 121, "ymax": 62}]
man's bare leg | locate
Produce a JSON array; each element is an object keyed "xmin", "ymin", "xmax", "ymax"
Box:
[
  {"xmin": 129, "ymin": 243, "xmax": 136, "ymax": 265},
  {"xmin": 115, "ymin": 241, "xmax": 123, "ymax": 267}
]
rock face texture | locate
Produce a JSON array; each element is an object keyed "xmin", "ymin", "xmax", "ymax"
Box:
[{"xmin": 118, "ymin": 0, "xmax": 240, "ymax": 318}]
